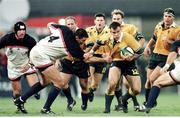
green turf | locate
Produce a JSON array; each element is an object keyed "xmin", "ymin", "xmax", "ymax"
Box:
[{"xmin": 0, "ymin": 93, "xmax": 180, "ymax": 116}]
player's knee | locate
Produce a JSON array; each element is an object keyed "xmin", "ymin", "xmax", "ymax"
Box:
[
  {"xmin": 54, "ymin": 82, "xmax": 66, "ymax": 89},
  {"xmin": 80, "ymin": 83, "xmax": 87, "ymax": 90},
  {"xmin": 106, "ymin": 89, "xmax": 114, "ymax": 95},
  {"xmin": 62, "ymin": 84, "xmax": 69, "ymax": 89},
  {"xmin": 12, "ymin": 86, "xmax": 21, "ymax": 94},
  {"xmin": 149, "ymin": 76, "xmax": 155, "ymax": 86},
  {"xmin": 81, "ymin": 87, "xmax": 88, "ymax": 93},
  {"xmin": 92, "ymin": 82, "xmax": 99, "ymax": 88},
  {"xmin": 145, "ymin": 81, "xmax": 151, "ymax": 89},
  {"xmin": 13, "ymin": 90, "xmax": 21, "ymax": 96},
  {"xmin": 109, "ymin": 80, "xmax": 117, "ymax": 88},
  {"xmin": 107, "ymin": 84, "xmax": 116, "ymax": 95},
  {"xmin": 152, "ymin": 80, "xmax": 161, "ymax": 88},
  {"xmin": 40, "ymin": 79, "xmax": 50, "ymax": 86},
  {"xmin": 131, "ymin": 88, "xmax": 140, "ymax": 95},
  {"xmin": 115, "ymin": 85, "xmax": 121, "ymax": 91}
]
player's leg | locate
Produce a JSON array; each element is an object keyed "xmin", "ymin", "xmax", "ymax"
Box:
[
  {"xmin": 147, "ymin": 65, "xmax": 169, "ymax": 107},
  {"xmin": 149, "ymin": 66, "xmax": 162, "ymax": 86},
  {"xmin": 122, "ymin": 75, "xmax": 141, "ymax": 113},
  {"xmin": 88, "ymin": 66, "xmax": 94, "ymax": 88},
  {"xmin": 60, "ymin": 73, "xmax": 76, "ymax": 111},
  {"xmin": 144, "ymin": 72, "xmax": 176, "ymax": 113},
  {"xmin": 58, "ymin": 59, "xmax": 76, "ymax": 111},
  {"xmin": 114, "ymin": 77, "xmax": 123, "ymax": 111},
  {"xmin": 75, "ymin": 61, "xmax": 90, "ymax": 111},
  {"xmin": 89, "ymin": 72, "xmax": 103, "ymax": 100},
  {"xmin": 11, "ymin": 78, "xmax": 21, "ymax": 100},
  {"xmin": 41, "ymin": 66, "xmax": 71, "ymax": 114},
  {"xmin": 89, "ymin": 63, "xmax": 105, "ymax": 102},
  {"xmin": 144, "ymin": 68, "xmax": 153, "ymax": 105},
  {"xmin": 26, "ymin": 73, "xmax": 40, "ymax": 100},
  {"xmin": 123, "ymin": 77, "xmax": 141, "ymax": 111},
  {"xmin": 144, "ymin": 58, "xmax": 158, "ymax": 105},
  {"xmin": 79, "ymin": 78, "xmax": 89, "ymax": 111},
  {"xmin": 88, "ymin": 66, "xmax": 95, "ymax": 101},
  {"xmin": 14, "ymin": 75, "xmax": 49, "ymax": 114},
  {"xmin": 104, "ymin": 66, "xmax": 121, "ymax": 113},
  {"xmin": 11, "ymin": 78, "xmax": 22, "ymax": 112}
]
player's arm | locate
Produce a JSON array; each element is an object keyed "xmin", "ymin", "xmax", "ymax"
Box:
[
  {"xmin": 84, "ymin": 39, "xmax": 106, "ymax": 59},
  {"xmin": 84, "ymin": 54, "xmax": 112, "ymax": 63},
  {"xmin": 134, "ymin": 32, "xmax": 146, "ymax": 46},
  {"xmin": 124, "ymin": 47, "xmax": 143, "ymax": 61},
  {"xmin": 86, "ymin": 33, "xmax": 110, "ymax": 54},
  {"xmin": 161, "ymin": 40, "xmax": 180, "ymax": 73},
  {"xmin": 166, "ymin": 51, "xmax": 177, "ymax": 66},
  {"xmin": 143, "ymin": 37, "xmax": 156, "ymax": 57},
  {"xmin": 125, "ymin": 34, "xmax": 143, "ymax": 61},
  {"xmin": 133, "ymin": 47, "xmax": 144, "ymax": 59},
  {"xmin": 160, "ymin": 51, "xmax": 177, "ymax": 74},
  {"xmin": 138, "ymin": 37, "xmax": 146, "ymax": 47},
  {"xmin": 89, "ymin": 40, "xmax": 102, "ymax": 54},
  {"xmin": 0, "ymin": 34, "xmax": 9, "ymax": 49}
]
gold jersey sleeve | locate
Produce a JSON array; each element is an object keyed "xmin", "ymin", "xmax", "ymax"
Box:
[
  {"xmin": 121, "ymin": 24, "xmax": 138, "ymax": 36},
  {"xmin": 85, "ymin": 26, "xmax": 97, "ymax": 47},
  {"xmin": 153, "ymin": 22, "xmax": 180, "ymax": 55},
  {"xmin": 169, "ymin": 26, "xmax": 180, "ymax": 40}
]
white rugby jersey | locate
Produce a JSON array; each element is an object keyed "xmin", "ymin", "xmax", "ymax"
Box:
[{"xmin": 0, "ymin": 32, "xmax": 36, "ymax": 79}]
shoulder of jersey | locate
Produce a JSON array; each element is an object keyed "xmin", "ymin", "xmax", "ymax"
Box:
[
  {"xmin": 155, "ymin": 22, "xmax": 163, "ymax": 30},
  {"xmin": 123, "ymin": 32, "xmax": 130, "ymax": 36},
  {"xmin": 124, "ymin": 23, "xmax": 136, "ymax": 28},
  {"xmin": 102, "ymin": 26, "xmax": 110, "ymax": 34},
  {"xmin": 86, "ymin": 26, "xmax": 95, "ymax": 31}
]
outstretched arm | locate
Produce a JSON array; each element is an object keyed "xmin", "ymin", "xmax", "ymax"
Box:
[{"xmin": 84, "ymin": 53, "xmax": 112, "ymax": 63}]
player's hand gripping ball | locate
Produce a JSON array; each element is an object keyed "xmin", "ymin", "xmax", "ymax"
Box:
[{"xmin": 120, "ymin": 46, "xmax": 134, "ymax": 59}]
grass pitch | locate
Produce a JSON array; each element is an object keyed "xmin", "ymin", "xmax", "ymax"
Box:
[{"xmin": 0, "ymin": 93, "xmax": 180, "ymax": 116}]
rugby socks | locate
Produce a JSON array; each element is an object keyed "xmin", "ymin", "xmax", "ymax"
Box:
[
  {"xmin": 131, "ymin": 96, "xmax": 139, "ymax": 106},
  {"xmin": 145, "ymin": 88, "xmax": 151, "ymax": 102},
  {"xmin": 89, "ymin": 88, "xmax": 96, "ymax": 93},
  {"xmin": 13, "ymin": 94, "xmax": 21, "ymax": 100},
  {"xmin": 81, "ymin": 93, "xmax": 88, "ymax": 106},
  {"xmin": 43, "ymin": 86, "xmax": 61, "ymax": 110},
  {"xmin": 62, "ymin": 87, "xmax": 73, "ymax": 103},
  {"xmin": 105, "ymin": 94, "xmax": 114, "ymax": 112},
  {"xmin": 146, "ymin": 86, "xmax": 160, "ymax": 108},
  {"xmin": 122, "ymin": 92, "xmax": 132, "ymax": 102},
  {"xmin": 13, "ymin": 94, "xmax": 21, "ymax": 104},
  {"xmin": 115, "ymin": 89, "xmax": 122, "ymax": 106},
  {"xmin": 21, "ymin": 82, "xmax": 45, "ymax": 102}
]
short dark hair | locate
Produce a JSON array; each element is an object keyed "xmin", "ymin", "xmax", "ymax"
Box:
[
  {"xmin": 109, "ymin": 22, "xmax": 121, "ymax": 30},
  {"xmin": 94, "ymin": 12, "xmax": 106, "ymax": 19},
  {"xmin": 75, "ymin": 28, "xmax": 88, "ymax": 39},
  {"xmin": 164, "ymin": 8, "xmax": 175, "ymax": 16}
]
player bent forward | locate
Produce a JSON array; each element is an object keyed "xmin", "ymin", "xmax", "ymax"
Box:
[{"xmin": 14, "ymin": 23, "xmax": 111, "ymax": 114}]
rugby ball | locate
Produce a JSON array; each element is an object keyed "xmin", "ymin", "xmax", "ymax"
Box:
[{"xmin": 120, "ymin": 46, "xmax": 134, "ymax": 58}]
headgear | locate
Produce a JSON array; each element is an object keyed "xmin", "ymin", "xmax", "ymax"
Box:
[
  {"xmin": 164, "ymin": 8, "xmax": 175, "ymax": 17},
  {"xmin": 14, "ymin": 21, "xmax": 26, "ymax": 34}
]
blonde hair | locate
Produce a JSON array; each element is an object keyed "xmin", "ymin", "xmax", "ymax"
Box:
[
  {"xmin": 65, "ymin": 16, "xmax": 77, "ymax": 24},
  {"xmin": 111, "ymin": 9, "xmax": 124, "ymax": 18}
]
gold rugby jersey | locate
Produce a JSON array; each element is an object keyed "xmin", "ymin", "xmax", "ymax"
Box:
[
  {"xmin": 85, "ymin": 25, "xmax": 110, "ymax": 54},
  {"xmin": 153, "ymin": 22, "xmax": 179, "ymax": 55},
  {"xmin": 121, "ymin": 22, "xmax": 138, "ymax": 36},
  {"xmin": 100, "ymin": 32, "xmax": 141, "ymax": 61}
]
